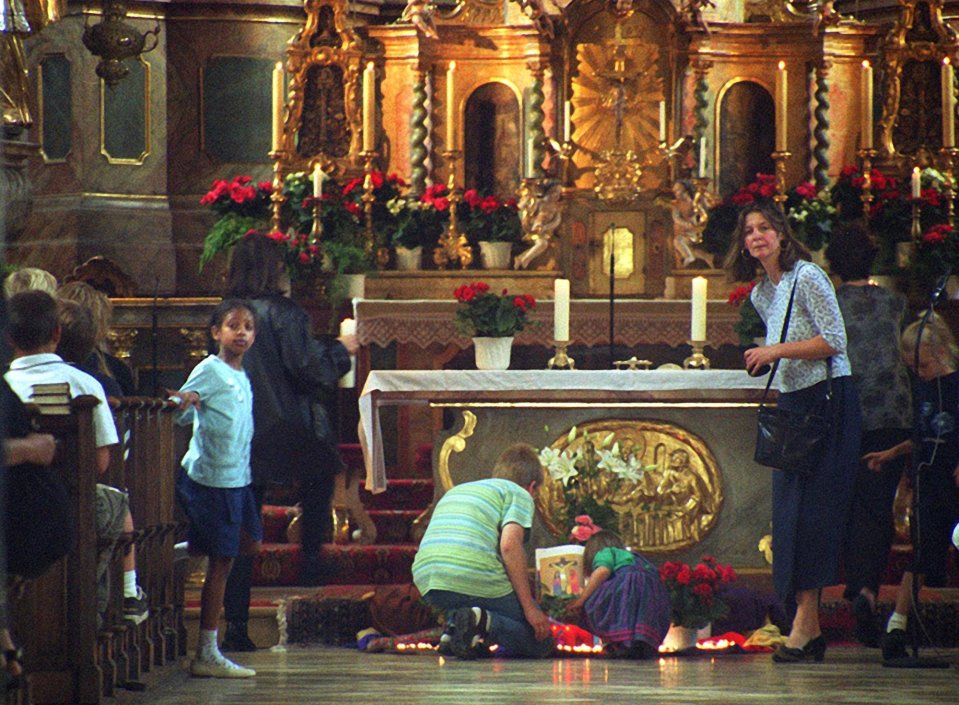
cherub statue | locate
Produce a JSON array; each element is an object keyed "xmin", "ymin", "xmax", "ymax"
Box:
[
  {"xmin": 399, "ymin": 0, "xmax": 438, "ymax": 40},
  {"xmin": 516, "ymin": 0, "xmax": 554, "ymax": 40},
  {"xmin": 670, "ymin": 180, "xmax": 714, "ymax": 269},
  {"xmin": 516, "ymin": 178, "xmax": 563, "ymax": 270}
]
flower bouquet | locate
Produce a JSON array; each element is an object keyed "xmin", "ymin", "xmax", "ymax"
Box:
[
  {"xmin": 453, "ymin": 281, "xmax": 536, "ymax": 337},
  {"xmin": 659, "ymin": 555, "xmax": 736, "ymax": 629},
  {"xmin": 460, "ymin": 190, "xmax": 522, "ymax": 243},
  {"xmin": 726, "ymin": 280, "xmax": 765, "ymax": 346},
  {"xmin": 915, "ymin": 222, "xmax": 959, "ymax": 283},
  {"xmin": 198, "ymin": 176, "xmax": 273, "ymax": 271},
  {"xmin": 785, "ymin": 181, "xmax": 837, "ymax": 251}
]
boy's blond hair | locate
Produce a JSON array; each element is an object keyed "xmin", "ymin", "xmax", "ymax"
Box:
[
  {"xmin": 900, "ymin": 312, "xmax": 959, "ymax": 365},
  {"xmin": 491, "ymin": 443, "xmax": 544, "ymax": 488},
  {"xmin": 4, "ymin": 268, "xmax": 58, "ymax": 299}
]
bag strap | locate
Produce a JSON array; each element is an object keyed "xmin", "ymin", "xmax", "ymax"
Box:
[{"xmin": 759, "ymin": 265, "xmax": 833, "ymax": 407}]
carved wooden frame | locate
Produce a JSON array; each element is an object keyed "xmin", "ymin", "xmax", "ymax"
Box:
[
  {"xmin": 878, "ymin": 0, "xmax": 959, "ymax": 160},
  {"xmin": 280, "ymin": 0, "xmax": 366, "ymax": 179}
]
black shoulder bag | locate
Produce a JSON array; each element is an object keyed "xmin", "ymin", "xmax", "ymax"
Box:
[{"xmin": 753, "ymin": 276, "xmax": 833, "ymax": 476}]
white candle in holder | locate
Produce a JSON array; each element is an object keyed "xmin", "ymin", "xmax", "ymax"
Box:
[
  {"xmin": 363, "ymin": 62, "xmax": 375, "ymax": 152},
  {"xmin": 446, "ymin": 61, "xmax": 456, "ymax": 150},
  {"xmin": 554, "ymin": 278, "xmax": 570, "ymax": 342},
  {"xmin": 943, "ymin": 58, "xmax": 955, "ymax": 148},
  {"xmin": 563, "ymin": 100, "xmax": 571, "ymax": 143},
  {"xmin": 338, "ymin": 317, "xmax": 357, "ymax": 388},
  {"xmin": 912, "ymin": 166, "xmax": 921, "ymax": 199},
  {"xmin": 775, "ymin": 60, "xmax": 788, "ymax": 152},
  {"xmin": 272, "ymin": 62, "xmax": 284, "ymax": 152},
  {"xmin": 861, "ymin": 60, "xmax": 874, "ymax": 150},
  {"xmin": 659, "ymin": 100, "xmax": 666, "ymax": 144},
  {"xmin": 690, "ymin": 276, "xmax": 707, "ymax": 341},
  {"xmin": 313, "ymin": 164, "xmax": 324, "ymax": 200}
]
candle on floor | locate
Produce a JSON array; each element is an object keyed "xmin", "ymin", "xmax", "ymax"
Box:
[
  {"xmin": 554, "ymin": 278, "xmax": 570, "ymax": 342},
  {"xmin": 691, "ymin": 276, "xmax": 707, "ymax": 341},
  {"xmin": 339, "ymin": 318, "xmax": 357, "ymax": 388}
]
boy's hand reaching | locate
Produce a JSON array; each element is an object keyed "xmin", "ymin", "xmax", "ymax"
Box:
[{"xmin": 524, "ymin": 605, "xmax": 552, "ymax": 641}]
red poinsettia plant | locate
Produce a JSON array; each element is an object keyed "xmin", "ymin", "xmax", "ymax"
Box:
[
  {"xmin": 200, "ymin": 175, "xmax": 273, "ymax": 218},
  {"xmin": 659, "ymin": 555, "xmax": 737, "ymax": 629},
  {"xmin": 916, "ymin": 222, "xmax": 959, "ymax": 279},
  {"xmin": 453, "ymin": 281, "xmax": 536, "ymax": 337},
  {"xmin": 459, "ymin": 190, "xmax": 522, "ymax": 243},
  {"xmin": 727, "ymin": 280, "xmax": 766, "ymax": 346}
]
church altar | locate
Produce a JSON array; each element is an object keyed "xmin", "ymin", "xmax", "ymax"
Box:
[{"xmin": 359, "ymin": 369, "xmax": 773, "ymax": 567}]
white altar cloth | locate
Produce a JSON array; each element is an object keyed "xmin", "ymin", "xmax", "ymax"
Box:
[{"xmin": 358, "ymin": 369, "xmax": 768, "ymax": 494}]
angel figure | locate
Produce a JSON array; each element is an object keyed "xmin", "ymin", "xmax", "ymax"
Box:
[
  {"xmin": 399, "ymin": 0, "xmax": 438, "ymax": 40},
  {"xmin": 516, "ymin": 179, "xmax": 563, "ymax": 270},
  {"xmin": 670, "ymin": 180, "xmax": 714, "ymax": 269}
]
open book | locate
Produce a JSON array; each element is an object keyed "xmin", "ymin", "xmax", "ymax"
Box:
[{"xmin": 534, "ymin": 544, "xmax": 585, "ymax": 598}]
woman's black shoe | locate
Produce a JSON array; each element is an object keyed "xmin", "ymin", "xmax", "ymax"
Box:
[
  {"xmin": 221, "ymin": 621, "xmax": 257, "ymax": 652},
  {"xmin": 852, "ymin": 594, "xmax": 880, "ymax": 647},
  {"xmin": 4, "ymin": 647, "xmax": 23, "ymax": 691},
  {"xmin": 772, "ymin": 635, "xmax": 826, "ymax": 663}
]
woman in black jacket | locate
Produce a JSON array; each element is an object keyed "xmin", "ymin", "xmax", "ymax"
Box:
[{"xmin": 220, "ymin": 233, "xmax": 357, "ymax": 651}]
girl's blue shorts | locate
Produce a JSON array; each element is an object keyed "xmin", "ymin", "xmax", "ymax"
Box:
[{"xmin": 176, "ymin": 473, "xmax": 262, "ymax": 557}]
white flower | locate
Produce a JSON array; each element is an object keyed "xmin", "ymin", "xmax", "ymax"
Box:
[
  {"xmin": 539, "ymin": 447, "xmax": 579, "ymax": 486},
  {"xmin": 596, "ymin": 445, "xmax": 628, "ymax": 476}
]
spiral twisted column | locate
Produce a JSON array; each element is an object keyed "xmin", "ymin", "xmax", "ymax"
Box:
[
  {"xmin": 527, "ymin": 62, "xmax": 546, "ymax": 179},
  {"xmin": 409, "ymin": 68, "xmax": 429, "ymax": 196},
  {"xmin": 691, "ymin": 59, "xmax": 712, "ymax": 177},
  {"xmin": 813, "ymin": 61, "xmax": 832, "ymax": 191}
]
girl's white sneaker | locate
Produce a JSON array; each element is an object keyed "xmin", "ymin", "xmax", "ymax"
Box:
[{"xmin": 190, "ymin": 655, "xmax": 255, "ymax": 678}]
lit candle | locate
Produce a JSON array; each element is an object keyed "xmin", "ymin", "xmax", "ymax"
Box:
[
  {"xmin": 912, "ymin": 166, "xmax": 921, "ymax": 199},
  {"xmin": 446, "ymin": 61, "xmax": 456, "ymax": 150},
  {"xmin": 272, "ymin": 61, "xmax": 284, "ymax": 152},
  {"xmin": 554, "ymin": 278, "xmax": 570, "ymax": 342},
  {"xmin": 363, "ymin": 62, "xmax": 375, "ymax": 152},
  {"xmin": 338, "ymin": 318, "xmax": 357, "ymax": 389},
  {"xmin": 659, "ymin": 100, "xmax": 666, "ymax": 144},
  {"xmin": 861, "ymin": 60, "xmax": 874, "ymax": 150},
  {"xmin": 690, "ymin": 276, "xmax": 707, "ymax": 342},
  {"xmin": 313, "ymin": 164, "xmax": 324, "ymax": 200},
  {"xmin": 775, "ymin": 60, "xmax": 788, "ymax": 152},
  {"xmin": 943, "ymin": 58, "xmax": 955, "ymax": 148},
  {"xmin": 563, "ymin": 100, "xmax": 571, "ymax": 143}
]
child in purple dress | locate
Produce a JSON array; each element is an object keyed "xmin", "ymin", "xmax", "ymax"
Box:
[{"xmin": 566, "ymin": 530, "xmax": 670, "ymax": 658}]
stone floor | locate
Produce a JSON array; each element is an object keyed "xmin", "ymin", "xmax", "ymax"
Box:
[{"xmin": 122, "ymin": 644, "xmax": 959, "ymax": 705}]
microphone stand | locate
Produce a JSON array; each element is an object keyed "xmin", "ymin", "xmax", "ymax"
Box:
[
  {"xmin": 885, "ymin": 267, "xmax": 951, "ymax": 669},
  {"xmin": 608, "ymin": 223, "xmax": 615, "ymax": 370},
  {"xmin": 151, "ymin": 277, "xmax": 159, "ymax": 398}
]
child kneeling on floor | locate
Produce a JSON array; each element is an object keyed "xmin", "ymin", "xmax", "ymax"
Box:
[
  {"xmin": 565, "ymin": 530, "xmax": 671, "ymax": 658},
  {"xmin": 171, "ymin": 299, "xmax": 262, "ymax": 678}
]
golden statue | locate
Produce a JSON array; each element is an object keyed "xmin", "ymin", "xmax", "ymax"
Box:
[{"xmin": 1, "ymin": 0, "xmax": 64, "ymax": 131}]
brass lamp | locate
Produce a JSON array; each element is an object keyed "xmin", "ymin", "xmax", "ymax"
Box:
[{"xmin": 81, "ymin": 1, "xmax": 160, "ymax": 87}]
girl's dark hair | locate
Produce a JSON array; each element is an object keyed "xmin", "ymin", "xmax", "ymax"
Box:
[
  {"xmin": 723, "ymin": 200, "xmax": 811, "ymax": 282},
  {"xmin": 825, "ymin": 222, "xmax": 878, "ymax": 282},
  {"xmin": 210, "ymin": 298, "xmax": 256, "ymax": 329},
  {"xmin": 583, "ymin": 529, "xmax": 625, "ymax": 574},
  {"xmin": 225, "ymin": 233, "xmax": 286, "ymax": 297}
]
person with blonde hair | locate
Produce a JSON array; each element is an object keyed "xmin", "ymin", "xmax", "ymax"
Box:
[
  {"xmin": 57, "ymin": 281, "xmax": 135, "ymax": 395},
  {"xmin": 3, "ymin": 267, "xmax": 57, "ymax": 298},
  {"xmin": 863, "ymin": 312, "xmax": 959, "ymax": 661},
  {"xmin": 412, "ymin": 443, "xmax": 553, "ymax": 659}
]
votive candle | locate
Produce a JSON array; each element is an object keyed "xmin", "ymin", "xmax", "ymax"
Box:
[
  {"xmin": 861, "ymin": 60, "xmax": 874, "ymax": 150},
  {"xmin": 691, "ymin": 276, "xmax": 707, "ymax": 341},
  {"xmin": 775, "ymin": 61, "xmax": 788, "ymax": 152},
  {"xmin": 362, "ymin": 62, "xmax": 375, "ymax": 152},
  {"xmin": 554, "ymin": 278, "xmax": 570, "ymax": 342}
]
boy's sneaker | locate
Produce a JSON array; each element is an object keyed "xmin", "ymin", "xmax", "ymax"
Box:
[
  {"xmin": 881, "ymin": 628, "xmax": 908, "ymax": 661},
  {"xmin": 190, "ymin": 655, "xmax": 256, "ymax": 679},
  {"xmin": 436, "ymin": 632, "xmax": 454, "ymax": 656},
  {"xmin": 448, "ymin": 607, "xmax": 489, "ymax": 660},
  {"xmin": 123, "ymin": 587, "xmax": 149, "ymax": 625}
]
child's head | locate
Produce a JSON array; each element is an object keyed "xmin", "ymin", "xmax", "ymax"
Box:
[
  {"xmin": 7, "ymin": 290, "xmax": 59, "ymax": 353},
  {"xmin": 583, "ymin": 529, "xmax": 626, "ymax": 574},
  {"xmin": 900, "ymin": 313, "xmax": 959, "ymax": 381},
  {"xmin": 56, "ymin": 299, "xmax": 97, "ymax": 365},
  {"xmin": 4, "ymin": 267, "xmax": 58, "ymax": 299},
  {"xmin": 57, "ymin": 281, "xmax": 113, "ymax": 347},
  {"xmin": 491, "ymin": 443, "xmax": 544, "ymax": 490},
  {"xmin": 210, "ymin": 298, "xmax": 256, "ymax": 362}
]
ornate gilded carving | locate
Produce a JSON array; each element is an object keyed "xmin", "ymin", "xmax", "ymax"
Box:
[
  {"xmin": 877, "ymin": 0, "xmax": 959, "ymax": 161},
  {"xmin": 812, "ymin": 61, "xmax": 831, "ymax": 190},
  {"xmin": 536, "ymin": 419, "xmax": 723, "ymax": 553},
  {"xmin": 516, "ymin": 177, "xmax": 562, "ymax": 270},
  {"xmin": 179, "ymin": 328, "xmax": 209, "ymax": 361},
  {"xmin": 436, "ymin": 409, "xmax": 476, "ymax": 492},
  {"xmin": 284, "ymin": 0, "xmax": 365, "ymax": 179},
  {"xmin": 107, "ymin": 329, "xmax": 137, "ymax": 361},
  {"xmin": 744, "ymin": 1, "xmax": 805, "ymax": 23}
]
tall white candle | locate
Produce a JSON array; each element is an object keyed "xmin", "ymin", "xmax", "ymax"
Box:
[
  {"xmin": 363, "ymin": 62, "xmax": 375, "ymax": 152},
  {"xmin": 446, "ymin": 61, "xmax": 456, "ymax": 150},
  {"xmin": 527, "ymin": 137, "xmax": 536, "ymax": 178},
  {"xmin": 338, "ymin": 317, "xmax": 357, "ymax": 389},
  {"xmin": 690, "ymin": 276, "xmax": 707, "ymax": 341},
  {"xmin": 554, "ymin": 278, "xmax": 570, "ymax": 342},
  {"xmin": 861, "ymin": 60, "xmax": 874, "ymax": 150},
  {"xmin": 272, "ymin": 62, "xmax": 284, "ymax": 152},
  {"xmin": 775, "ymin": 60, "xmax": 788, "ymax": 152},
  {"xmin": 563, "ymin": 100, "xmax": 571, "ymax": 143},
  {"xmin": 698, "ymin": 137, "xmax": 707, "ymax": 178},
  {"xmin": 313, "ymin": 164, "xmax": 324, "ymax": 200},
  {"xmin": 659, "ymin": 100, "xmax": 666, "ymax": 144},
  {"xmin": 943, "ymin": 58, "xmax": 955, "ymax": 148},
  {"xmin": 912, "ymin": 166, "xmax": 921, "ymax": 199}
]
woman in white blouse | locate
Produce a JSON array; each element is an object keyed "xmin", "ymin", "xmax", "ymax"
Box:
[{"xmin": 724, "ymin": 200, "xmax": 861, "ymax": 664}]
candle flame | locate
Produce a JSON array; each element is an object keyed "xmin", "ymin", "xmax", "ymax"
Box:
[
  {"xmin": 862, "ymin": 60, "xmax": 870, "ymax": 69},
  {"xmin": 449, "ymin": 60, "xmax": 456, "ymax": 71},
  {"xmin": 777, "ymin": 60, "xmax": 785, "ymax": 70},
  {"xmin": 946, "ymin": 57, "xmax": 953, "ymax": 66}
]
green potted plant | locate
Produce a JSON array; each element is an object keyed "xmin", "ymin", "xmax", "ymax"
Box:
[
  {"xmin": 453, "ymin": 281, "xmax": 535, "ymax": 368},
  {"xmin": 386, "ymin": 193, "xmax": 448, "ymax": 270}
]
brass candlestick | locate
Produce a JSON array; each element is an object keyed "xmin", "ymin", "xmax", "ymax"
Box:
[
  {"xmin": 559, "ymin": 140, "xmax": 575, "ymax": 188},
  {"xmin": 939, "ymin": 146, "xmax": 959, "ymax": 219},
  {"xmin": 360, "ymin": 149, "xmax": 390, "ymax": 268},
  {"xmin": 771, "ymin": 150, "xmax": 791, "ymax": 211},
  {"xmin": 683, "ymin": 339, "xmax": 711, "ymax": 369},
  {"xmin": 547, "ymin": 341, "xmax": 575, "ymax": 370},
  {"xmin": 613, "ymin": 357, "xmax": 653, "ymax": 370},
  {"xmin": 857, "ymin": 148, "xmax": 878, "ymax": 219},
  {"xmin": 269, "ymin": 155, "xmax": 286, "ymax": 233},
  {"xmin": 311, "ymin": 193, "xmax": 324, "ymax": 240},
  {"xmin": 433, "ymin": 150, "xmax": 473, "ymax": 269},
  {"xmin": 910, "ymin": 198, "xmax": 922, "ymax": 243}
]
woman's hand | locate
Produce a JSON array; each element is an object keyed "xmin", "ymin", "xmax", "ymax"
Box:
[
  {"xmin": 743, "ymin": 344, "xmax": 779, "ymax": 375},
  {"xmin": 564, "ymin": 597, "xmax": 584, "ymax": 617}
]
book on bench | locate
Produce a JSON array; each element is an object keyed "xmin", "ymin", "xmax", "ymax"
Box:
[{"xmin": 30, "ymin": 382, "xmax": 72, "ymax": 415}]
